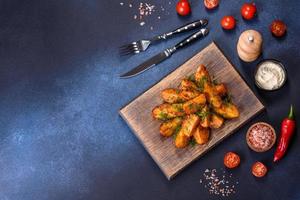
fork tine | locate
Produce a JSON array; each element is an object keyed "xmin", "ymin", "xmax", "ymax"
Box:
[
  {"xmin": 119, "ymin": 50, "xmax": 135, "ymax": 56},
  {"xmin": 119, "ymin": 42, "xmax": 137, "ymax": 49},
  {"xmin": 120, "ymin": 49, "xmax": 140, "ymax": 56},
  {"xmin": 119, "ymin": 48, "xmax": 136, "ymax": 56},
  {"xmin": 119, "ymin": 43, "xmax": 140, "ymax": 55},
  {"xmin": 119, "ymin": 45, "xmax": 136, "ymax": 53},
  {"xmin": 119, "ymin": 44, "xmax": 134, "ymax": 50}
]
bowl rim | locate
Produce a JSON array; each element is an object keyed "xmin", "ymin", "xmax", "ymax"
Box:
[
  {"xmin": 254, "ymin": 59, "xmax": 287, "ymax": 91},
  {"xmin": 246, "ymin": 122, "xmax": 277, "ymax": 152}
]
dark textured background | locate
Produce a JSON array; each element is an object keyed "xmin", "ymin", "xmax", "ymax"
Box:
[{"xmin": 0, "ymin": 0, "xmax": 299, "ymax": 199}]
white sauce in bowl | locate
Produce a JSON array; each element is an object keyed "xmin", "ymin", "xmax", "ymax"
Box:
[{"xmin": 255, "ymin": 60, "xmax": 286, "ymax": 90}]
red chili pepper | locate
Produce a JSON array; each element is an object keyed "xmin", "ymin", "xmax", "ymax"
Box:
[{"xmin": 273, "ymin": 105, "xmax": 296, "ymax": 162}]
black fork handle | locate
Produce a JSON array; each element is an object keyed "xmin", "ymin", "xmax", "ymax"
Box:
[{"xmin": 152, "ymin": 19, "xmax": 208, "ymax": 41}]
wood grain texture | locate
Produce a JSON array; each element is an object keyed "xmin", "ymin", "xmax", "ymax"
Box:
[{"xmin": 119, "ymin": 42, "xmax": 265, "ymax": 180}]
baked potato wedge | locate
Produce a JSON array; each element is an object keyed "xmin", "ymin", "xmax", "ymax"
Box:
[
  {"xmin": 180, "ymin": 90, "xmax": 201, "ymax": 101},
  {"xmin": 161, "ymin": 88, "xmax": 200, "ymax": 103},
  {"xmin": 209, "ymin": 113, "xmax": 224, "ymax": 129},
  {"xmin": 183, "ymin": 94, "xmax": 206, "ymax": 114},
  {"xmin": 179, "ymin": 114, "xmax": 200, "ymax": 137},
  {"xmin": 197, "ymin": 105, "xmax": 210, "ymax": 128},
  {"xmin": 175, "ymin": 130, "xmax": 190, "ymax": 148},
  {"xmin": 214, "ymin": 83, "xmax": 227, "ymax": 97},
  {"xmin": 161, "ymin": 89, "xmax": 183, "ymax": 103},
  {"xmin": 195, "ymin": 64, "xmax": 211, "ymax": 83},
  {"xmin": 152, "ymin": 64, "xmax": 240, "ymax": 149},
  {"xmin": 159, "ymin": 117, "xmax": 182, "ymax": 137},
  {"xmin": 152, "ymin": 103, "xmax": 185, "ymax": 120},
  {"xmin": 180, "ymin": 79, "xmax": 198, "ymax": 91},
  {"xmin": 193, "ymin": 126, "xmax": 210, "ymax": 145},
  {"xmin": 195, "ymin": 65, "xmax": 222, "ymax": 108},
  {"xmin": 213, "ymin": 103, "xmax": 240, "ymax": 119},
  {"xmin": 204, "ymin": 84, "xmax": 222, "ymax": 108}
]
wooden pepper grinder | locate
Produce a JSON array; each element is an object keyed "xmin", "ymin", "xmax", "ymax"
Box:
[{"xmin": 237, "ymin": 30, "xmax": 263, "ymax": 62}]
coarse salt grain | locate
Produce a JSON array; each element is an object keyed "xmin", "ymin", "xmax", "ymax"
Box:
[
  {"xmin": 200, "ymin": 168, "xmax": 238, "ymax": 197},
  {"xmin": 120, "ymin": 1, "xmax": 171, "ymax": 30}
]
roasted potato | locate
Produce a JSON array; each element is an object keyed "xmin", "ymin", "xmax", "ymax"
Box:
[
  {"xmin": 204, "ymin": 84, "xmax": 222, "ymax": 108},
  {"xmin": 152, "ymin": 64, "xmax": 240, "ymax": 149},
  {"xmin": 195, "ymin": 65, "xmax": 222, "ymax": 108},
  {"xmin": 195, "ymin": 64, "xmax": 211, "ymax": 83},
  {"xmin": 152, "ymin": 103, "xmax": 185, "ymax": 120},
  {"xmin": 180, "ymin": 90, "xmax": 201, "ymax": 101},
  {"xmin": 159, "ymin": 117, "xmax": 182, "ymax": 137},
  {"xmin": 209, "ymin": 113, "xmax": 224, "ymax": 129},
  {"xmin": 180, "ymin": 79, "xmax": 198, "ymax": 91},
  {"xmin": 179, "ymin": 114, "xmax": 200, "ymax": 137},
  {"xmin": 183, "ymin": 94, "xmax": 206, "ymax": 114},
  {"xmin": 214, "ymin": 83, "xmax": 227, "ymax": 97},
  {"xmin": 198, "ymin": 105, "xmax": 210, "ymax": 128},
  {"xmin": 161, "ymin": 88, "xmax": 200, "ymax": 103},
  {"xmin": 213, "ymin": 103, "xmax": 240, "ymax": 119},
  {"xmin": 175, "ymin": 131, "xmax": 190, "ymax": 148},
  {"xmin": 161, "ymin": 89, "xmax": 182, "ymax": 103},
  {"xmin": 193, "ymin": 126, "xmax": 210, "ymax": 145}
]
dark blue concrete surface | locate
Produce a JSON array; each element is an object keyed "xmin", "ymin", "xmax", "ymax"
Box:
[{"xmin": 0, "ymin": 0, "xmax": 299, "ymax": 199}]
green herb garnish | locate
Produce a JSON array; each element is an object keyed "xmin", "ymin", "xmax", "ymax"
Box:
[
  {"xmin": 196, "ymin": 76, "xmax": 208, "ymax": 92},
  {"xmin": 212, "ymin": 79, "xmax": 218, "ymax": 85},
  {"xmin": 159, "ymin": 112, "xmax": 169, "ymax": 121},
  {"xmin": 172, "ymin": 104, "xmax": 184, "ymax": 112},
  {"xmin": 189, "ymin": 138, "xmax": 197, "ymax": 147},
  {"xmin": 196, "ymin": 110, "xmax": 211, "ymax": 121},
  {"xmin": 186, "ymin": 74, "xmax": 196, "ymax": 82},
  {"xmin": 188, "ymin": 103, "xmax": 194, "ymax": 110},
  {"xmin": 223, "ymin": 93, "xmax": 233, "ymax": 105},
  {"xmin": 172, "ymin": 125, "xmax": 181, "ymax": 139}
]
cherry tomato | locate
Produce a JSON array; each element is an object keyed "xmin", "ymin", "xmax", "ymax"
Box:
[
  {"xmin": 224, "ymin": 152, "xmax": 240, "ymax": 168},
  {"xmin": 176, "ymin": 0, "xmax": 191, "ymax": 16},
  {"xmin": 204, "ymin": 0, "xmax": 219, "ymax": 10},
  {"xmin": 241, "ymin": 3, "xmax": 257, "ymax": 20},
  {"xmin": 220, "ymin": 16, "xmax": 236, "ymax": 30},
  {"xmin": 252, "ymin": 162, "xmax": 268, "ymax": 178},
  {"xmin": 270, "ymin": 20, "xmax": 287, "ymax": 37}
]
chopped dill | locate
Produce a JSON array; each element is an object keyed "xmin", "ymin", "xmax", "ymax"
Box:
[
  {"xmin": 173, "ymin": 125, "xmax": 181, "ymax": 139},
  {"xmin": 186, "ymin": 74, "xmax": 196, "ymax": 82},
  {"xmin": 196, "ymin": 76, "xmax": 208, "ymax": 92},
  {"xmin": 189, "ymin": 138, "xmax": 197, "ymax": 147},
  {"xmin": 172, "ymin": 104, "xmax": 184, "ymax": 112},
  {"xmin": 196, "ymin": 110, "xmax": 211, "ymax": 120},
  {"xmin": 212, "ymin": 79, "xmax": 218, "ymax": 85},
  {"xmin": 223, "ymin": 93, "xmax": 233, "ymax": 105},
  {"xmin": 158, "ymin": 112, "xmax": 168, "ymax": 121},
  {"xmin": 188, "ymin": 103, "xmax": 194, "ymax": 110}
]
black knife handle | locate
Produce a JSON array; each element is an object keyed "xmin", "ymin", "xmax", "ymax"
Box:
[
  {"xmin": 152, "ymin": 19, "xmax": 208, "ymax": 41},
  {"xmin": 174, "ymin": 28, "xmax": 209, "ymax": 51}
]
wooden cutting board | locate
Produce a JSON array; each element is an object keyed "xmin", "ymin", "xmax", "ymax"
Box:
[{"xmin": 119, "ymin": 42, "xmax": 264, "ymax": 180}]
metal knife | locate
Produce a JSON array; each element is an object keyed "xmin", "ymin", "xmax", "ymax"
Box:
[{"xmin": 120, "ymin": 28, "xmax": 209, "ymax": 78}]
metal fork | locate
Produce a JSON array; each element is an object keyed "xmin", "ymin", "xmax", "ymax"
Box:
[{"xmin": 119, "ymin": 19, "xmax": 208, "ymax": 56}]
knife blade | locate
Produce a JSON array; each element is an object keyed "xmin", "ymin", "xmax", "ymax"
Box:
[
  {"xmin": 120, "ymin": 51, "xmax": 168, "ymax": 78},
  {"xmin": 120, "ymin": 28, "xmax": 209, "ymax": 78}
]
